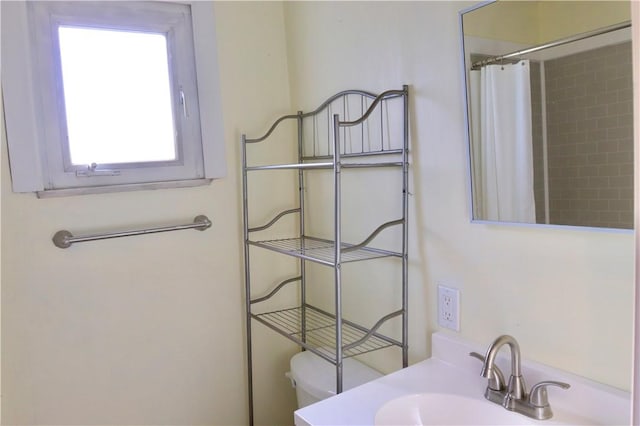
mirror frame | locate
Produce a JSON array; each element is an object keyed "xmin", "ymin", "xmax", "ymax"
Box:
[
  {"xmin": 632, "ymin": 0, "xmax": 639, "ymax": 422},
  {"xmin": 459, "ymin": 0, "xmax": 634, "ymax": 233}
]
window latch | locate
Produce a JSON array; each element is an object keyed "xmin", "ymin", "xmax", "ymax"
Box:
[
  {"xmin": 180, "ymin": 86, "xmax": 188, "ymax": 118},
  {"xmin": 76, "ymin": 163, "xmax": 121, "ymax": 177}
]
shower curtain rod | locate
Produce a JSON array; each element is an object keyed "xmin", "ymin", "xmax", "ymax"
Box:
[{"xmin": 471, "ymin": 20, "xmax": 631, "ymax": 70}]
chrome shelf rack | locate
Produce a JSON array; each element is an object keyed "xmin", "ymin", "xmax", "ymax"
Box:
[{"xmin": 241, "ymin": 86, "xmax": 409, "ymax": 425}]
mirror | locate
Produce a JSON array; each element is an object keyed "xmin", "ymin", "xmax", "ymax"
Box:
[{"xmin": 460, "ymin": 1, "xmax": 633, "ymax": 229}]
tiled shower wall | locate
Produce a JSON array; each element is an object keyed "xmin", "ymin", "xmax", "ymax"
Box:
[
  {"xmin": 530, "ymin": 62, "xmax": 546, "ymax": 223},
  {"xmin": 543, "ymin": 41, "xmax": 633, "ymax": 229}
]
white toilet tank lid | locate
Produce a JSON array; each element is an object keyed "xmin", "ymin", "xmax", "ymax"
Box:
[{"xmin": 290, "ymin": 350, "xmax": 382, "ymax": 399}]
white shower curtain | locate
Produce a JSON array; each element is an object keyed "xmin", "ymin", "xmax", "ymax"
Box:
[{"xmin": 470, "ymin": 60, "xmax": 535, "ymax": 223}]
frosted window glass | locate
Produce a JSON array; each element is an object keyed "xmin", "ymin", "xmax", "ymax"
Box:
[{"xmin": 58, "ymin": 26, "xmax": 177, "ymax": 165}]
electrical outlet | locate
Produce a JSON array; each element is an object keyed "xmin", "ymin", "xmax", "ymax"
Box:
[{"xmin": 438, "ymin": 285, "xmax": 460, "ymax": 331}]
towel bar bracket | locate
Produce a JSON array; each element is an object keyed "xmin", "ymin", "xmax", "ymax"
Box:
[{"xmin": 53, "ymin": 230, "xmax": 74, "ymax": 249}]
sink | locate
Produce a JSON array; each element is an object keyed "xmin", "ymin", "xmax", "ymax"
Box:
[
  {"xmin": 375, "ymin": 393, "xmax": 537, "ymax": 425},
  {"xmin": 294, "ymin": 333, "xmax": 630, "ymax": 426}
]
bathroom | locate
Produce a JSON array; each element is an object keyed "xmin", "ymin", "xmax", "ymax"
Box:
[{"xmin": 1, "ymin": 1, "xmax": 636, "ymax": 425}]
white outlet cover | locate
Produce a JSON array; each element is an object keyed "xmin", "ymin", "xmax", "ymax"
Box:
[{"xmin": 437, "ymin": 285, "xmax": 460, "ymax": 331}]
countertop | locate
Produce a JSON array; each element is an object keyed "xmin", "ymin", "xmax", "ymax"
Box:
[{"xmin": 294, "ymin": 332, "xmax": 631, "ymax": 426}]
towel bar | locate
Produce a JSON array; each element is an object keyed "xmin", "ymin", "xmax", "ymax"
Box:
[{"xmin": 52, "ymin": 215, "xmax": 211, "ymax": 249}]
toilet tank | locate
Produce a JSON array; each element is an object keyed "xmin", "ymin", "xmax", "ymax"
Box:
[{"xmin": 287, "ymin": 350, "xmax": 383, "ymax": 408}]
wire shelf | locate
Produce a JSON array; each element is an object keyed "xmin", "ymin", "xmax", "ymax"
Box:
[
  {"xmin": 245, "ymin": 160, "xmax": 404, "ymax": 171},
  {"xmin": 248, "ymin": 236, "xmax": 401, "ymax": 266},
  {"xmin": 252, "ymin": 304, "xmax": 398, "ymax": 360}
]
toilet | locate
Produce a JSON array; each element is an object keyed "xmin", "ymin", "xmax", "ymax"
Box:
[{"xmin": 287, "ymin": 350, "xmax": 383, "ymax": 408}]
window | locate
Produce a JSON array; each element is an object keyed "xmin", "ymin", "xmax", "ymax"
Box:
[
  {"xmin": 1, "ymin": 1, "xmax": 226, "ymax": 196},
  {"xmin": 58, "ymin": 26, "xmax": 177, "ymax": 166}
]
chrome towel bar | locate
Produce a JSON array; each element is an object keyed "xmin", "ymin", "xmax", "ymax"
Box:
[{"xmin": 52, "ymin": 215, "xmax": 212, "ymax": 249}]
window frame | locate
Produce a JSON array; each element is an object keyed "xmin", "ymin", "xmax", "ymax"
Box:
[{"xmin": 1, "ymin": 1, "xmax": 226, "ymax": 197}]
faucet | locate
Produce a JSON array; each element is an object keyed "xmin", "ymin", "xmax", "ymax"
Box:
[
  {"xmin": 482, "ymin": 335, "xmax": 526, "ymax": 402},
  {"xmin": 470, "ymin": 335, "xmax": 570, "ymax": 420}
]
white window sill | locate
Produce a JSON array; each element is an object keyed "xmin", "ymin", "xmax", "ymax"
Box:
[{"xmin": 36, "ymin": 178, "xmax": 213, "ymax": 199}]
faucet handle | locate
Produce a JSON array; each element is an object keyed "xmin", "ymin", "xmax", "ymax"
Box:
[
  {"xmin": 528, "ymin": 380, "xmax": 571, "ymax": 407},
  {"xmin": 469, "ymin": 352, "xmax": 505, "ymax": 391}
]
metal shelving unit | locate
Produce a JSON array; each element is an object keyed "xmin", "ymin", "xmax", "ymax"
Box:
[{"xmin": 242, "ymin": 86, "xmax": 409, "ymax": 425}]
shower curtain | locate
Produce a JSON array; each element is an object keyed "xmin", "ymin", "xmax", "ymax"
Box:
[{"xmin": 469, "ymin": 60, "xmax": 536, "ymax": 223}]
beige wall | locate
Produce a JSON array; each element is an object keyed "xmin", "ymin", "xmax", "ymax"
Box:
[
  {"xmin": 1, "ymin": 2, "xmax": 297, "ymax": 425},
  {"xmin": 284, "ymin": 0, "xmax": 633, "ymax": 391},
  {"xmin": 1, "ymin": 1, "xmax": 636, "ymax": 425},
  {"xmin": 462, "ymin": 1, "xmax": 540, "ymax": 44},
  {"xmin": 464, "ymin": 1, "xmax": 630, "ymax": 44},
  {"xmin": 538, "ymin": 1, "xmax": 631, "ymax": 41}
]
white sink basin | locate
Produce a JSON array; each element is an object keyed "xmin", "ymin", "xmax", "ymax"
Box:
[{"xmin": 375, "ymin": 393, "xmax": 536, "ymax": 425}]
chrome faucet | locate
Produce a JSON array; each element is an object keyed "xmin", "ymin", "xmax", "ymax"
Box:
[
  {"xmin": 482, "ymin": 335, "xmax": 526, "ymax": 402},
  {"xmin": 470, "ymin": 335, "xmax": 570, "ymax": 420}
]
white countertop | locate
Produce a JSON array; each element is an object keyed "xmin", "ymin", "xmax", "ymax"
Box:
[{"xmin": 294, "ymin": 332, "xmax": 631, "ymax": 426}]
